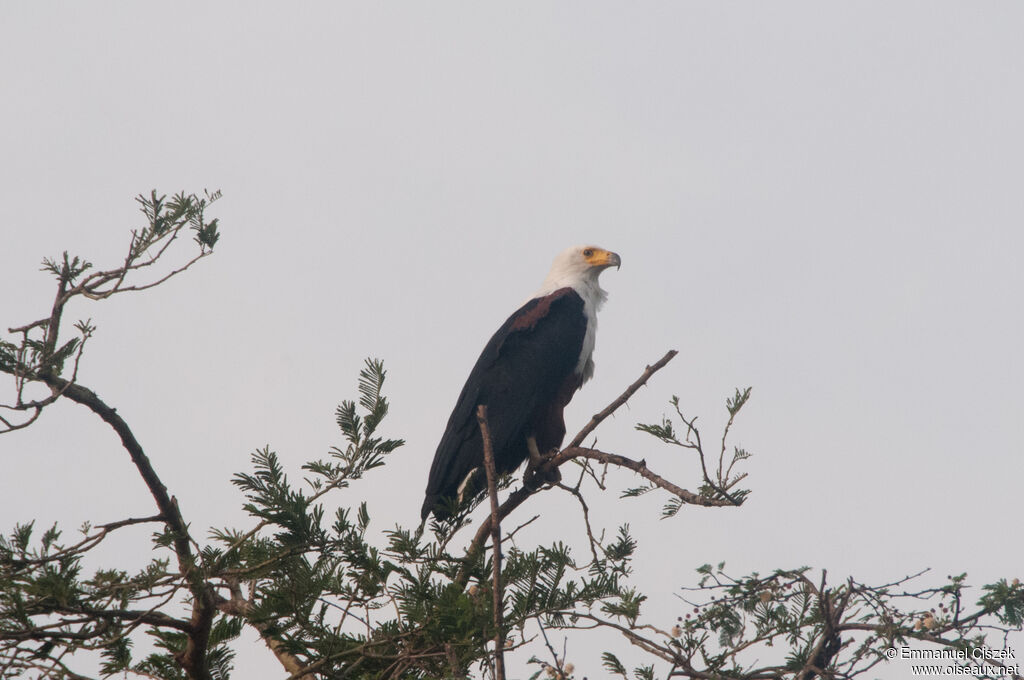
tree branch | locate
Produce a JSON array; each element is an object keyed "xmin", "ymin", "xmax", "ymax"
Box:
[
  {"xmin": 476, "ymin": 405, "xmax": 506, "ymax": 680},
  {"xmin": 36, "ymin": 376, "xmax": 194, "ymax": 568},
  {"xmin": 559, "ymin": 447, "xmax": 735, "ymax": 508}
]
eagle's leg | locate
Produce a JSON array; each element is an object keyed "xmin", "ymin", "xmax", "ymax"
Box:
[
  {"xmin": 526, "ymin": 435, "xmax": 544, "ymax": 468},
  {"xmin": 524, "ymin": 436, "xmax": 562, "ymax": 490}
]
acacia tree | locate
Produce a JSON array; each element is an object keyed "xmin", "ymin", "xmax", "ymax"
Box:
[{"xmin": 1, "ymin": 193, "xmax": 1021, "ymax": 680}]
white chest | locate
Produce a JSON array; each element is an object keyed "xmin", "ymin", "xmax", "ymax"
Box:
[{"xmin": 576, "ymin": 296, "xmax": 600, "ymax": 382}]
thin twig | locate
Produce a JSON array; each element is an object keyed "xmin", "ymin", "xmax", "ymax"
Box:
[{"xmin": 536, "ymin": 619, "xmax": 567, "ymax": 677}]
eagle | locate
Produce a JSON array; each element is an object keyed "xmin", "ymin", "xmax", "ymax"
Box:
[{"xmin": 421, "ymin": 245, "xmax": 620, "ymax": 520}]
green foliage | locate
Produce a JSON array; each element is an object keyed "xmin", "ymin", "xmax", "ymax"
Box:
[
  {"xmin": 41, "ymin": 251, "xmax": 93, "ymax": 285},
  {"xmin": 633, "ymin": 664, "xmax": 655, "ymax": 680},
  {"xmin": 726, "ymin": 387, "xmax": 752, "ymax": 416},
  {"xmin": 602, "ymin": 651, "xmax": 629, "ymax": 676},
  {"xmin": 99, "ymin": 636, "xmax": 133, "ymax": 676},
  {"xmin": 980, "ymin": 579, "xmax": 1024, "ymax": 627},
  {"xmin": 603, "ymin": 525, "xmax": 637, "ymax": 567},
  {"xmin": 135, "ymin": 189, "xmax": 221, "ymax": 253},
  {"xmin": 661, "ymin": 496, "xmax": 684, "ymax": 519},
  {"xmin": 634, "ymin": 415, "xmax": 678, "ymax": 444},
  {"xmin": 305, "ymin": 359, "xmax": 405, "ymax": 489},
  {"xmin": 600, "ymin": 587, "xmax": 647, "ymax": 627}
]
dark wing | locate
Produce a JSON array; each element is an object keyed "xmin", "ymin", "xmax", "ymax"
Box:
[{"xmin": 421, "ymin": 288, "xmax": 586, "ymax": 520}]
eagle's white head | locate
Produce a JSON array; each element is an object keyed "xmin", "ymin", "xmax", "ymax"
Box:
[{"xmin": 534, "ymin": 245, "xmax": 621, "ymax": 307}]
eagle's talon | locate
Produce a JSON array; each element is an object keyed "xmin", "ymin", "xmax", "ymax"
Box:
[{"xmin": 524, "ymin": 445, "xmax": 562, "ymax": 490}]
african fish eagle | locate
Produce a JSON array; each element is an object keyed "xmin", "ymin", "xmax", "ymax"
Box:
[{"xmin": 421, "ymin": 245, "xmax": 621, "ymax": 520}]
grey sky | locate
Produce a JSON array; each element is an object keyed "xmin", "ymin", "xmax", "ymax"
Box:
[{"xmin": 2, "ymin": 3, "xmax": 1022, "ymax": 678}]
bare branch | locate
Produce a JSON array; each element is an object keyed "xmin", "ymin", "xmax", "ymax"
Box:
[{"xmin": 6, "ymin": 318, "xmax": 49, "ymax": 334}]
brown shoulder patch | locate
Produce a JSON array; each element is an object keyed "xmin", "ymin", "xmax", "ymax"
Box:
[{"xmin": 508, "ymin": 287, "xmax": 574, "ymax": 332}]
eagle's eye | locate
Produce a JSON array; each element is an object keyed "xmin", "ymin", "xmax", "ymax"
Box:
[{"xmin": 583, "ymin": 248, "xmax": 594, "ymax": 257}]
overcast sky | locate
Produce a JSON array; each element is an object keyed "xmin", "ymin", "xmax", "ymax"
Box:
[{"xmin": 2, "ymin": 3, "xmax": 1022, "ymax": 678}]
